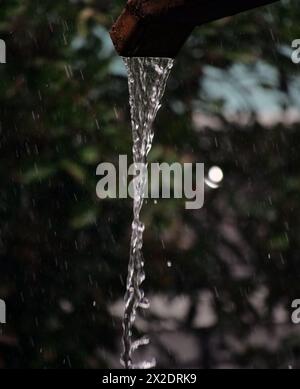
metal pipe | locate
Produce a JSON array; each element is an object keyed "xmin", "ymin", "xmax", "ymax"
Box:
[{"xmin": 110, "ymin": 0, "xmax": 279, "ymax": 58}]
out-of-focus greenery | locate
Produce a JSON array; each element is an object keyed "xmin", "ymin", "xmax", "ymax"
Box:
[{"xmin": 0, "ymin": 0, "xmax": 300, "ymax": 368}]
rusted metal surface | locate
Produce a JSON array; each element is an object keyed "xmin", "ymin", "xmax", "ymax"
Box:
[{"xmin": 110, "ymin": 0, "xmax": 279, "ymax": 58}]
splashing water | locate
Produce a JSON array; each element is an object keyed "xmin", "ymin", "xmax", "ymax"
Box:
[{"xmin": 122, "ymin": 57, "xmax": 174, "ymax": 369}]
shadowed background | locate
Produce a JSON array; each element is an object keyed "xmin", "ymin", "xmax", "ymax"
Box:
[{"xmin": 0, "ymin": 0, "xmax": 300, "ymax": 368}]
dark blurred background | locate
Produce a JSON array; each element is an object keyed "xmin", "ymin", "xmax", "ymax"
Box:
[{"xmin": 0, "ymin": 0, "xmax": 300, "ymax": 369}]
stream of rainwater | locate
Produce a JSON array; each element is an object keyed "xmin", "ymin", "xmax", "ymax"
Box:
[{"xmin": 121, "ymin": 57, "xmax": 174, "ymax": 369}]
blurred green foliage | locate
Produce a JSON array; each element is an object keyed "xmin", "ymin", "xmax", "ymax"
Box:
[{"xmin": 0, "ymin": 0, "xmax": 300, "ymax": 368}]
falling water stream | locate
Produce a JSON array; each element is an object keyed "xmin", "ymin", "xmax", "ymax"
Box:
[{"xmin": 121, "ymin": 57, "xmax": 174, "ymax": 369}]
